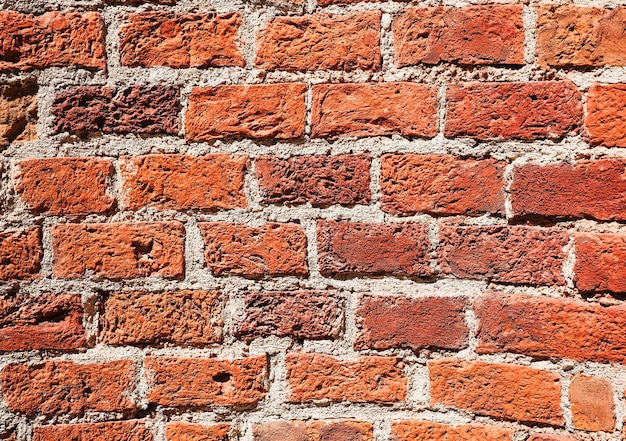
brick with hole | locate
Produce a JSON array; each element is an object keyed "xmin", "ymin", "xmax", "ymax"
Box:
[
  {"xmin": 166, "ymin": 423, "xmax": 230, "ymax": 441},
  {"xmin": 575, "ymin": 233, "xmax": 626, "ymax": 293},
  {"xmin": 254, "ymin": 420, "xmax": 373, "ymax": 441},
  {"xmin": 0, "ymin": 78, "xmax": 37, "ymax": 146},
  {"xmin": 391, "ymin": 421, "xmax": 513, "ymax": 441},
  {"xmin": 569, "ymin": 375, "xmax": 615, "ymax": 432},
  {"xmin": 585, "ymin": 84, "xmax": 626, "ymax": 147},
  {"xmin": 0, "ymin": 226, "xmax": 41, "ymax": 281},
  {"xmin": 33, "ymin": 421, "xmax": 153, "ymax": 441}
]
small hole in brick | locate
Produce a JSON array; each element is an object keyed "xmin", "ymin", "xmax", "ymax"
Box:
[{"xmin": 213, "ymin": 372, "xmax": 231, "ymax": 383}]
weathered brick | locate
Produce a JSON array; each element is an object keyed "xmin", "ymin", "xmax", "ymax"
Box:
[
  {"xmin": 381, "ymin": 154, "xmax": 505, "ymax": 216},
  {"xmin": 33, "ymin": 421, "xmax": 152, "ymax": 441},
  {"xmin": 286, "ymin": 353, "xmax": 406, "ymax": 403},
  {"xmin": 236, "ymin": 290, "xmax": 343, "ymax": 342},
  {"xmin": 355, "ymin": 295, "xmax": 468, "ymax": 352},
  {"xmin": 120, "ymin": 12, "xmax": 244, "ymax": 68},
  {"xmin": 100, "ymin": 290, "xmax": 222, "ymax": 346},
  {"xmin": 51, "ymin": 222, "xmax": 185, "ymax": 279},
  {"xmin": 569, "ymin": 375, "xmax": 615, "ymax": 432},
  {"xmin": 537, "ymin": 6, "xmax": 626, "ymax": 67},
  {"xmin": 0, "ymin": 293, "xmax": 85, "ymax": 351},
  {"xmin": 0, "ymin": 11, "xmax": 105, "ymax": 71},
  {"xmin": 186, "ymin": 84, "xmax": 305, "ymax": 141},
  {"xmin": 510, "ymin": 160, "xmax": 626, "ymax": 221},
  {"xmin": 391, "ymin": 421, "xmax": 513, "ymax": 441},
  {"xmin": 311, "ymin": 83, "xmax": 438, "ymax": 138},
  {"xmin": 15, "ymin": 158, "xmax": 114, "ymax": 216},
  {"xmin": 575, "ymin": 233, "xmax": 626, "ymax": 293},
  {"xmin": 586, "ymin": 84, "xmax": 626, "ymax": 147},
  {"xmin": 1, "ymin": 360, "xmax": 136, "ymax": 417},
  {"xmin": 0, "ymin": 226, "xmax": 41, "ymax": 281},
  {"xmin": 145, "ymin": 356, "xmax": 267, "ymax": 407},
  {"xmin": 166, "ymin": 423, "xmax": 230, "ymax": 441},
  {"xmin": 254, "ymin": 421, "xmax": 373, "ymax": 441},
  {"xmin": 0, "ymin": 78, "xmax": 37, "ymax": 146},
  {"xmin": 256, "ymin": 12, "xmax": 381, "ymax": 71},
  {"xmin": 439, "ymin": 225, "xmax": 568, "ymax": 285},
  {"xmin": 120, "ymin": 154, "xmax": 247, "ymax": 211},
  {"xmin": 53, "ymin": 86, "xmax": 179, "ymax": 135},
  {"xmin": 317, "ymin": 220, "xmax": 431, "ymax": 277},
  {"xmin": 445, "ymin": 81, "xmax": 582, "ymax": 140},
  {"xmin": 429, "ymin": 359, "xmax": 563, "ymax": 426},
  {"xmin": 394, "ymin": 6, "xmax": 524, "ymax": 67},
  {"xmin": 255, "ymin": 154, "xmax": 371, "ymax": 206},
  {"xmin": 200, "ymin": 222, "xmax": 308, "ymax": 278},
  {"xmin": 528, "ymin": 436, "xmax": 577, "ymax": 441}
]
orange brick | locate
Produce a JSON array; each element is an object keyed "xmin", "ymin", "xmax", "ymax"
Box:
[
  {"xmin": 166, "ymin": 423, "xmax": 230, "ymax": 441},
  {"xmin": 33, "ymin": 421, "xmax": 152, "ymax": 441},
  {"xmin": 391, "ymin": 421, "xmax": 513, "ymax": 441},
  {"xmin": 570, "ymin": 375, "xmax": 615, "ymax": 432},
  {"xmin": 0, "ymin": 226, "xmax": 41, "ymax": 281},
  {"xmin": 586, "ymin": 84, "xmax": 626, "ymax": 147},
  {"xmin": 0, "ymin": 79, "xmax": 37, "ymax": 146}
]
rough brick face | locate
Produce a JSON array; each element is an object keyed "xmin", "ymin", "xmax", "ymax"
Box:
[
  {"xmin": 585, "ymin": 84, "xmax": 626, "ymax": 147},
  {"xmin": 166, "ymin": 423, "xmax": 230, "ymax": 441},
  {"xmin": 0, "ymin": 78, "xmax": 37, "ymax": 146},
  {"xmin": 391, "ymin": 421, "xmax": 513, "ymax": 441},
  {"xmin": 310, "ymin": 83, "xmax": 438, "ymax": 138},
  {"xmin": 569, "ymin": 375, "xmax": 615, "ymax": 432},
  {"xmin": 145, "ymin": 356, "xmax": 267, "ymax": 407},
  {"xmin": 255, "ymin": 12, "xmax": 381, "ymax": 71},
  {"xmin": 120, "ymin": 154, "xmax": 248, "ymax": 211},
  {"xmin": 254, "ymin": 421, "xmax": 373, "ymax": 441},
  {"xmin": 355, "ymin": 295, "xmax": 468, "ymax": 352},
  {"xmin": 575, "ymin": 233, "xmax": 626, "ymax": 293},
  {"xmin": 394, "ymin": 6, "xmax": 524, "ymax": 67},
  {"xmin": 0, "ymin": 226, "xmax": 41, "ymax": 281},
  {"xmin": 286, "ymin": 353, "xmax": 406, "ymax": 403},
  {"xmin": 0, "ymin": 11, "xmax": 105, "ymax": 71},
  {"xmin": 51, "ymin": 222, "xmax": 185, "ymax": 279},
  {"xmin": 1, "ymin": 360, "xmax": 136, "ymax": 417},
  {"xmin": 445, "ymin": 81, "xmax": 582, "ymax": 140},
  {"xmin": 119, "ymin": 12, "xmax": 244, "ymax": 68},
  {"xmin": 381, "ymin": 154, "xmax": 506, "ymax": 216},
  {"xmin": 429, "ymin": 359, "xmax": 563, "ymax": 426},
  {"xmin": 33, "ymin": 421, "xmax": 153, "ymax": 441},
  {"xmin": 255, "ymin": 154, "xmax": 371, "ymax": 206},
  {"xmin": 15, "ymin": 157, "xmax": 114, "ymax": 215}
]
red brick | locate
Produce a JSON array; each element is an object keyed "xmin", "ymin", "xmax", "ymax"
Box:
[
  {"xmin": 0, "ymin": 78, "xmax": 37, "ymax": 146},
  {"xmin": 119, "ymin": 12, "xmax": 244, "ymax": 68},
  {"xmin": 1, "ymin": 360, "xmax": 136, "ymax": 417},
  {"xmin": 200, "ymin": 222, "xmax": 308, "ymax": 278},
  {"xmin": 311, "ymin": 83, "xmax": 437, "ymax": 138},
  {"xmin": 394, "ymin": 6, "xmax": 524, "ymax": 67},
  {"xmin": 254, "ymin": 421, "xmax": 373, "ymax": 441},
  {"xmin": 429, "ymin": 358, "xmax": 563, "ymax": 426},
  {"xmin": 255, "ymin": 154, "xmax": 371, "ymax": 206},
  {"xmin": 53, "ymin": 86, "xmax": 179, "ymax": 135},
  {"xmin": 381, "ymin": 154, "xmax": 505, "ymax": 216},
  {"xmin": 145, "ymin": 356, "xmax": 267, "ymax": 407},
  {"xmin": 317, "ymin": 220, "xmax": 431, "ymax": 277},
  {"xmin": 475, "ymin": 292, "xmax": 626, "ymax": 364},
  {"xmin": 120, "ymin": 154, "xmax": 247, "ymax": 211},
  {"xmin": 355, "ymin": 295, "xmax": 468, "ymax": 352},
  {"xmin": 286, "ymin": 353, "xmax": 406, "ymax": 403},
  {"xmin": 391, "ymin": 421, "xmax": 513, "ymax": 441},
  {"xmin": 100, "ymin": 290, "xmax": 222, "ymax": 346},
  {"xmin": 445, "ymin": 81, "xmax": 582, "ymax": 140},
  {"xmin": 0, "ymin": 226, "xmax": 41, "ymax": 281},
  {"xmin": 586, "ymin": 84, "xmax": 626, "ymax": 147},
  {"xmin": 570, "ymin": 375, "xmax": 615, "ymax": 432},
  {"xmin": 0, "ymin": 11, "xmax": 105, "ymax": 71},
  {"xmin": 236, "ymin": 290, "xmax": 343, "ymax": 342},
  {"xmin": 51, "ymin": 222, "xmax": 185, "ymax": 279},
  {"xmin": 255, "ymin": 12, "xmax": 381, "ymax": 71},
  {"xmin": 33, "ymin": 421, "xmax": 152, "ymax": 441},
  {"xmin": 0, "ymin": 293, "xmax": 85, "ymax": 351},
  {"xmin": 186, "ymin": 84, "xmax": 305, "ymax": 141},
  {"xmin": 15, "ymin": 158, "xmax": 114, "ymax": 216},
  {"xmin": 537, "ymin": 6, "xmax": 626, "ymax": 68},
  {"xmin": 166, "ymin": 423, "xmax": 229, "ymax": 441},
  {"xmin": 439, "ymin": 225, "xmax": 568, "ymax": 285},
  {"xmin": 511, "ymin": 160, "xmax": 626, "ymax": 221},
  {"xmin": 575, "ymin": 233, "xmax": 626, "ymax": 293}
]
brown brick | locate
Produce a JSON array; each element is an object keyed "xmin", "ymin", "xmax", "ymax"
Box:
[
  {"xmin": 256, "ymin": 12, "xmax": 381, "ymax": 71},
  {"xmin": 236, "ymin": 290, "xmax": 343, "ymax": 342},
  {"xmin": 575, "ymin": 233, "xmax": 626, "ymax": 293},
  {"xmin": 15, "ymin": 158, "xmax": 114, "ymax": 216},
  {"xmin": 0, "ymin": 226, "xmax": 41, "ymax": 281},
  {"xmin": 200, "ymin": 222, "xmax": 308, "ymax": 278},
  {"xmin": 254, "ymin": 421, "xmax": 373, "ymax": 441},
  {"xmin": 51, "ymin": 222, "xmax": 185, "ymax": 279},
  {"xmin": 570, "ymin": 375, "xmax": 615, "ymax": 432},
  {"xmin": 100, "ymin": 290, "xmax": 222, "ymax": 346},
  {"xmin": 255, "ymin": 154, "xmax": 371, "ymax": 206},
  {"xmin": 145, "ymin": 356, "xmax": 267, "ymax": 407},
  {"xmin": 429, "ymin": 358, "xmax": 563, "ymax": 426},
  {"xmin": 0, "ymin": 78, "xmax": 37, "ymax": 146},
  {"xmin": 586, "ymin": 84, "xmax": 626, "ymax": 147},
  {"xmin": 120, "ymin": 154, "xmax": 248, "ymax": 211},
  {"xmin": 445, "ymin": 81, "xmax": 582, "ymax": 140},
  {"xmin": 1, "ymin": 360, "xmax": 136, "ymax": 417},
  {"xmin": 439, "ymin": 225, "xmax": 568, "ymax": 285},
  {"xmin": 355, "ymin": 295, "xmax": 468, "ymax": 352},
  {"xmin": 381, "ymin": 154, "xmax": 505, "ymax": 216},
  {"xmin": 394, "ymin": 6, "xmax": 524, "ymax": 67},
  {"xmin": 311, "ymin": 83, "xmax": 438, "ymax": 138},
  {"xmin": 0, "ymin": 11, "xmax": 105, "ymax": 71},
  {"xmin": 186, "ymin": 84, "xmax": 305, "ymax": 141},
  {"xmin": 120, "ymin": 12, "xmax": 244, "ymax": 68},
  {"xmin": 391, "ymin": 421, "xmax": 513, "ymax": 441},
  {"xmin": 317, "ymin": 220, "xmax": 431, "ymax": 277},
  {"xmin": 286, "ymin": 353, "xmax": 406, "ymax": 403},
  {"xmin": 166, "ymin": 423, "xmax": 230, "ymax": 441},
  {"xmin": 33, "ymin": 421, "xmax": 153, "ymax": 441}
]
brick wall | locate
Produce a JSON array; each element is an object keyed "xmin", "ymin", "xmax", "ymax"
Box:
[{"xmin": 0, "ymin": 0, "xmax": 625, "ymax": 440}]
